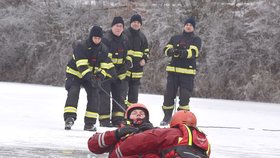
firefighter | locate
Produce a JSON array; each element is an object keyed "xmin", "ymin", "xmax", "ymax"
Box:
[
  {"xmin": 109, "ymin": 110, "xmax": 211, "ymax": 158},
  {"xmin": 123, "ymin": 14, "xmax": 150, "ymax": 107},
  {"xmin": 63, "ymin": 26, "xmax": 115, "ymax": 131},
  {"xmin": 88, "ymin": 103, "xmax": 154, "ymax": 157},
  {"xmin": 99, "ymin": 16, "xmax": 133, "ymax": 127},
  {"xmin": 160, "ymin": 17, "xmax": 202, "ymax": 126}
]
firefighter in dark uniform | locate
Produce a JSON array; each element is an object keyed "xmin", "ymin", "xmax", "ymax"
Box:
[
  {"xmin": 123, "ymin": 14, "xmax": 150, "ymax": 107},
  {"xmin": 160, "ymin": 17, "xmax": 202, "ymax": 126},
  {"xmin": 99, "ymin": 16, "xmax": 133, "ymax": 127},
  {"xmin": 63, "ymin": 26, "xmax": 115, "ymax": 131}
]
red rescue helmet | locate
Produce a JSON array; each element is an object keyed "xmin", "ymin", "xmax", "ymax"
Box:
[
  {"xmin": 125, "ymin": 103, "xmax": 149, "ymax": 121},
  {"xmin": 170, "ymin": 110, "xmax": 197, "ymax": 127}
]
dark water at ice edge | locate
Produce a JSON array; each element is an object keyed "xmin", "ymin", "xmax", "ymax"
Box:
[{"xmin": 0, "ymin": 146, "xmax": 108, "ymax": 158}]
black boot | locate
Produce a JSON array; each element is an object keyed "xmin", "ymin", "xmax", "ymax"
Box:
[
  {"xmin": 112, "ymin": 117, "xmax": 124, "ymax": 127},
  {"xmin": 100, "ymin": 120, "xmax": 113, "ymax": 127},
  {"xmin": 84, "ymin": 124, "xmax": 97, "ymax": 131},
  {"xmin": 65, "ymin": 117, "xmax": 74, "ymax": 130},
  {"xmin": 160, "ymin": 109, "xmax": 173, "ymax": 126}
]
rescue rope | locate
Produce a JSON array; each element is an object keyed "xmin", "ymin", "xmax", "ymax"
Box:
[
  {"xmin": 96, "ymin": 83, "xmax": 126, "ymax": 112},
  {"xmin": 198, "ymin": 125, "xmax": 280, "ymax": 132}
]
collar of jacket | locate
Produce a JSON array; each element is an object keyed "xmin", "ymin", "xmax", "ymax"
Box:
[
  {"xmin": 110, "ymin": 30, "xmax": 123, "ymax": 39},
  {"xmin": 129, "ymin": 27, "xmax": 140, "ymax": 35},
  {"xmin": 86, "ymin": 39, "xmax": 100, "ymax": 48},
  {"xmin": 183, "ymin": 31, "xmax": 194, "ymax": 37}
]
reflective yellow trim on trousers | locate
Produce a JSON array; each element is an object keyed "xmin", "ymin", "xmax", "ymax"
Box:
[
  {"xmin": 164, "ymin": 44, "xmax": 173, "ymax": 56},
  {"xmin": 144, "ymin": 48, "xmax": 149, "ymax": 52},
  {"xmin": 64, "ymin": 106, "xmax": 77, "ymax": 113},
  {"xmin": 66, "ymin": 66, "xmax": 83, "ymax": 78},
  {"xmin": 126, "ymin": 71, "xmax": 143, "ymax": 78},
  {"xmin": 113, "ymin": 111, "xmax": 124, "ymax": 117},
  {"xmin": 85, "ymin": 111, "xmax": 98, "ymax": 118},
  {"xmin": 99, "ymin": 115, "xmax": 110, "ymax": 120},
  {"xmin": 184, "ymin": 125, "xmax": 193, "ymax": 146},
  {"xmin": 178, "ymin": 105, "xmax": 190, "ymax": 111},
  {"xmin": 76, "ymin": 59, "xmax": 88, "ymax": 67},
  {"xmin": 189, "ymin": 45, "xmax": 199, "ymax": 57},
  {"xmin": 166, "ymin": 66, "xmax": 196, "ymax": 75},
  {"xmin": 162, "ymin": 105, "xmax": 174, "ymax": 110},
  {"xmin": 100, "ymin": 62, "xmax": 114, "ymax": 69}
]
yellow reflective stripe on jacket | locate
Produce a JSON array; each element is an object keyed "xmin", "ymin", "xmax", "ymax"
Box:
[
  {"xmin": 111, "ymin": 58, "xmax": 124, "ymax": 64},
  {"xmin": 206, "ymin": 143, "xmax": 211, "ymax": 156},
  {"xmin": 166, "ymin": 66, "xmax": 196, "ymax": 75},
  {"xmin": 178, "ymin": 105, "xmax": 190, "ymax": 111},
  {"xmin": 144, "ymin": 48, "xmax": 150, "ymax": 58},
  {"xmin": 93, "ymin": 68, "xmax": 109, "ymax": 78},
  {"xmin": 66, "ymin": 66, "xmax": 83, "ymax": 78},
  {"xmin": 81, "ymin": 68, "xmax": 91, "ymax": 76},
  {"xmin": 126, "ymin": 56, "xmax": 132, "ymax": 63},
  {"xmin": 85, "ymin": 111, "xmax": 98, "ymax": 118},
  {"xmin": 76, "ymin": 59, "xmax": 88, "ymax": 67},
  {"xmin": 100, "ymin": 62, "xmax": 114, "ymax": 69},
  {"xmin": 112, "ymin": 111, "xmax": 124, "ymax": 117},
  {"xmin": 164, "ymin": 44, "xmax": 173, "ymax": 56},
  {"xmin": 99, "ymin": 114, "xmax": 110, "ymax": 120},
  {"xmin": 118, "ymin": 73, "xmax": 126, "ymax": 80},
  {"xmin": 126, "ymin": 71, "xmax": 143, "ymax": 78},
  {"xmin": 64, "ymin": 106, "xmax": 77, "ymax": 113},
  {"xmin": 133, "ymin": 51, "xmax": 144, "ymax": 58},
  {"xmin": 144, "ymin": 48, "xmax": 149, "ymax": 53},
  {"xmin": 127, "ymin": 50, "xmax": 134, "ymax": 56},
  {"xmin": 189, "ymin": 45, "xmax": 199, "ymax": 57},
  {"xmin": 187, "ymin": 49, "xmax": 192, "ymax": 58},
  {"xmin": 162, "ymin": 105, "xmax": 174, "ymax": 110},
  {"xmin": 184, "ymin": 125, "xmax": 193, "ymax": 146},
  {"xmin": 100, "ymin": 69, "xmax": 108, "ymax": 77},
  {"xmin": 108, "ymin": 53, "xmax": 113, "ymax": 58}
]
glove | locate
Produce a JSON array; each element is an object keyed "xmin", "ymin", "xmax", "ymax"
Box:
[
  {"xmin": 95, "ymin": 72, "xmax": 105, "ymax": 80},
  {"xmin": 117, "ymin": 66, "xmax": 127, "ymax": 75},
  {"xmin": 166, "ymin": 48, "xmax": 175, "ymax": 57},
  {"xmin": 115, "ymin": 126, "xmax": 138, "ymax": 140},
  {"xmin": 138, "ymin": 122, "xmax": 154, "ymax": 131},
  {"xmin": 177, "ymin": 49, "xmax": 186, "ymax": 59},
  {"xmin": 83, "ymin": 72, "xmax": 94, "ymax": 82},
  {"xmin": 91, "ymin": 76, "xmax": 101, "ymax": 88},
  {"xmin": 117, "ymin": 61, "xmax": 132, "ymax": 75}
]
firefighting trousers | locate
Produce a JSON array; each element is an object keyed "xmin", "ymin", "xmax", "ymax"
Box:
[
  {"xmin": 123, "ymin": 78, "xmax": 141, "ymax": 106},
  {"xmin": 64, "ymin": 75, "xmax": 99, "ymax": 125},
  {"xmin": 99, "ymin": 79, "xmax": 126, "ymax": 125},
  {"xmin": 162, "ymin": 73, "xmax": 194, "ymax": 121}
]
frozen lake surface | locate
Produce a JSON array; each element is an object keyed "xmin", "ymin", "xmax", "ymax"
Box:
[{"xmin": 1, "ymin": 82, "xmax": 280, "ymax": 158}]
